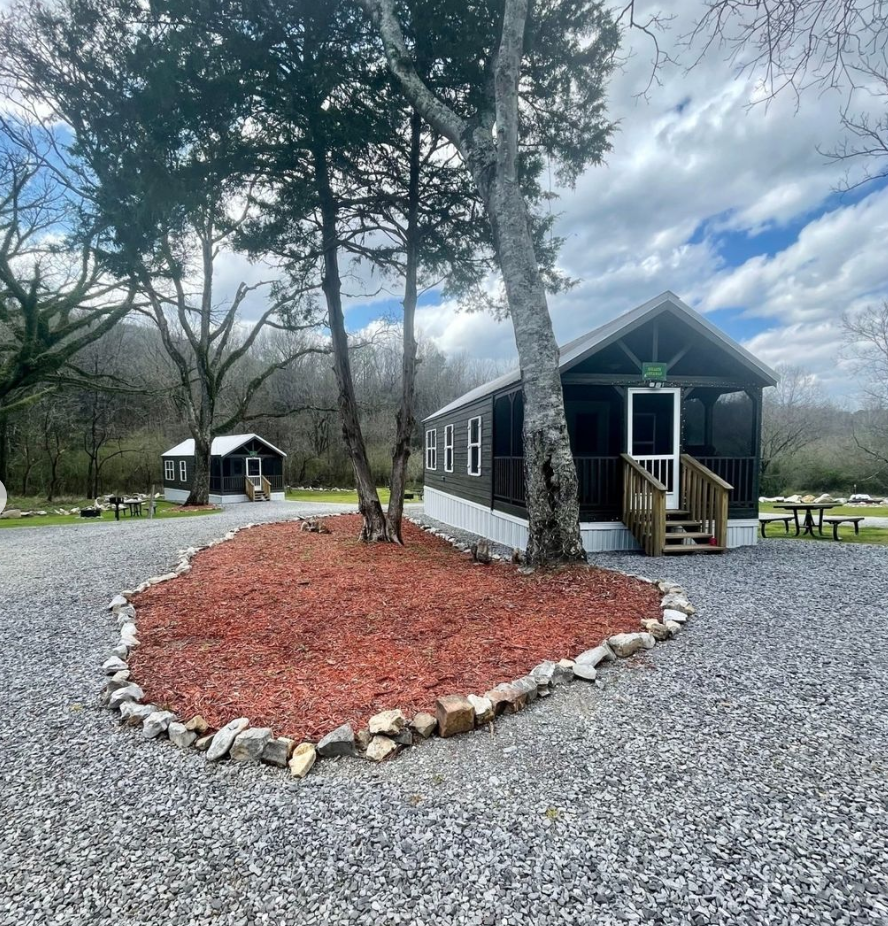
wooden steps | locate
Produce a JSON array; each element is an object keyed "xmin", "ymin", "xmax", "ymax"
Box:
[{"xmin": 662, "ymin": 508, "xmax": 721, "ymax": 554}]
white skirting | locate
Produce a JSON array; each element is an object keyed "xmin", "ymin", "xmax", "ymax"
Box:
[
  {"xmin": 423, "ymin": 487, "xmax": 758, "ymax": 553},
  {"xmin": 163, "ymin": 488, "xmax": 286, "ymax": 505}
]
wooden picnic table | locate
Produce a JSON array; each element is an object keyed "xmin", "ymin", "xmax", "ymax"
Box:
[{"xmin": 772, "ymin": 502, "xmax": 838, "ymax": 537}]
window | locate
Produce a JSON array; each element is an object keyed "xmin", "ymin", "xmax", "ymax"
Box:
[
  {"xmin": 443, "ymin": 424, "xmax": 454, "ymax": 472},
  {"xmin": 467, "ymin": 416, "xmax": 481, "ymax": 476},
  {"xmin": 164, "ymin": 460, "xmax": 174, "ymax": 481},
  {"xmin": 425, "ymin": 429, "xmax": 437, "ymax": 470},
  {"xmin": 179, "ymin": 460, "xmax": 188, "ymax": 482}
]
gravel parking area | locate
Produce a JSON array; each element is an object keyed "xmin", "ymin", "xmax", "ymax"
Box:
[{"xmin": 1, "ymin": 502, "xmax": 887, "ymax": 925}]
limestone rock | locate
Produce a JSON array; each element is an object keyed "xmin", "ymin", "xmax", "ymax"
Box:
[
  {"xmin": 102, "ymin": 655, "xmax": 128, "ymax": 675},
  {"xmin": 106, "ymin": 670, "xmax": 131, "ymax": 693},
  {"xmin": 194, "ymin": 734, "xmax": 214, "ymax": 752},
  {"xmin": 662, "ymin": 608, "xmax": 687, "ymax": 624},
  {"xmin": 660, "ymin": 594, "xmax": 695, "ymax": 615},
  {"xmin": 115, "ymin": 604, "xmax": 136, "ymax": 622},
  {"xmin": 575, "ymin": 643, "xmax": 616, "ymax": 667},
  {"xmin": 410, "ymin": 713, "xmax": 437, "ymax": 738},
  {"xmin": 572, "ymin": 663, "xmax": 598, "ymax": 681},
  {"xmin": 231, "ymin": 727, "xmax": 272, "ymax": 762},
  {"xmin": 664, "ymin": 620, "xmax": 682, "ymax": 636},
  {"xmin": 355, "ymin": 729, "xmax": 373, "ymax": 751},
  {"xmin": 261, "ymin": 737, "xmax": 294, "ymax": 768},
  {"xmin": 436, "ymin": 695, "xmax": 476, "ymax": 738},
  {"xmin": 107, "ymin": 594, "xmax": 128, "ymax": 610},
  {"xmin": 657, "ymin": 580, "xmax": 684, "ymax": 595},
  {"xmin": 512, "ymin": 676, "xmax": 539, "ymax": 703},
  {"xmin": 112, "ymin": 644, "xmax": 129, "ymax": 661},
  {"xmin": 109, "ymin": 684, "xmax": 144, "ymax": 710},
  {"xmin": 119, "ymin": 623, "xmax": 139, "ymax": 648},
  {"xmin": 168, "ymin": 722, "xmax": 197, "ymax": 749},
  {"xmin": 184, "ymin": 715, "xmax": 209, "ymax": 734},
  {"xmin": 531, "ymin": 660, "xmax": 573, "ymax": 688},
  {"xmin": 365, "ymin": 736, "xmax": 398, "ymax": 762},
  {"xmin": 485, "ymin": 682, "xmax": 528, "ymax": 715},
  {"xmin": 288, "ymin": 743, "xmax": 317, "ymax": 778},
  {"xmin": 557, "ymin": 658, "xmax": 575, "ymax": 670},
  {"xmin": 120, "ymin": 702, "xmax": 154, "ymax": 727},
  {"xmin": 368, "ymin": 709, "xmax": 406, "ymax": 736},
  {"xmin": 143, "ymin": 710, "xmax": 176, "ymax": 739},
  {"xmin": 467, "ymin": 694, "xmax": 494, "ymax": 724},
  {"xmin": 206, "ymin": 717, "xmax": 250, "ymax": 761},
  {"xmin": 641, "ymin": 619, "xmax": 671, "ymax": 641},
  {"xmin": 608, "ymin": 632, "xmax": 656, "ymax": 658},
  {"xmin": 394, "ymin": 728, "xmax": 414, "ymax": 747},
  {"xmin": 317, "ymin": 723, "xmax": 355, "ymax": 758}
]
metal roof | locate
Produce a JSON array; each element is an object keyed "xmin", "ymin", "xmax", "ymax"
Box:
[
  {"xmin": 424, "ymin": 291, "xmax": 778, "ymax": 421},
  {"xmin": 162, "ymin": 433, "xmax": 287, "ymax": 458}
]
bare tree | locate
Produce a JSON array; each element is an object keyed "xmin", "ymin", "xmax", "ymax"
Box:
[
  {"xmin": 0, "ymin": 149, "xmax": 135, "ymax": 482},
  {"xmin": 761, "ymin": 364, "xmax": 827, "ymax": 482},
  {"xmin": 844, "ymin": 301, "xmax": 888, "ymax": 472}
]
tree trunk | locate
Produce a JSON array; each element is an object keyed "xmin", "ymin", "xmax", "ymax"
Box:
[
  {"xmin": 387, "ymin": 110, "xmax": 422, "ymax": 543},
  {"xmin": 312, "ymin": 140, "xmax": 389, "ymax": 541},
  {"xmin": 186, "ymin": 433, "xmax": 212, "ymax": 506},
  {"xmin": 470, "ymin": 151, "xmax": 584, "ymax": 566},
  {"xmin": 0, "ymin": 413, "xmax": 8, "ymax": 488}
]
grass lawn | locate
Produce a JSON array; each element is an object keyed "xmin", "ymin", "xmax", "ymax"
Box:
[
  {"xmin": 0, "ymin": 498, "xmax": 221, "ymax": 529},
  {"xmin": 286, "ymin": 487, "xmax": 408, "ymax": 505},
  {"xmin": 761, "ymin": 525, "xmax": 888, "ymax": 546},
  {"xmin": 759, "ymin": 502, "xmax": 888, "ymax": 518}
]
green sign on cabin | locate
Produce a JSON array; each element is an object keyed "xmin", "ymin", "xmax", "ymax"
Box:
[{"xmin": 642, "ymin": 362, "xmax": 668, "ymax": 381}]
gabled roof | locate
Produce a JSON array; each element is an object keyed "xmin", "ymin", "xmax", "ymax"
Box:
[
  {"xmin": 162, "ymin": 433, "xmax": 287, "ymax": 458},
  {"xmin": 425, "ymin": 291, "xmax": 778, "ymax": 421}
]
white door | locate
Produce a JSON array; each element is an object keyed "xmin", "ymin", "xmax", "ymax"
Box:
[
  {"xmin": 627, "ymin": 388, "xmax": 681, "ymax": 508},
  {"xmin": 246, "ymin": 457, "xmax": 262, "ymax": 488}
]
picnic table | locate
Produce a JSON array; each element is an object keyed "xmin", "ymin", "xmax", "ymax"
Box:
[{"xmin": 772, "ymin": 502, "xmax": 837, "ymax": 537}]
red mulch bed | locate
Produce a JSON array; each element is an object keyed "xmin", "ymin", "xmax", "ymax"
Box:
[{"xmin": 131, "ymin": 516, "xmax": 660, "ymax": 741}]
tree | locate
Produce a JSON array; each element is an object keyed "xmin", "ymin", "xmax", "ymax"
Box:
[
  {"xmin": 0, "ymin": 148, "xmax": 135, "ymax": 483},
  {"xmin": 357, "ymin": 0, "xmax": 618, "ymax": 564},
  {"xmin": 228, "ymin": 0, "xmax": 494, "ymax": 541},
  {"xmin": 760, "ymin": 364, "xmax": 827, "ymax": 490},
  {"xmin": 2, "ymin": 0, "xmax": 326, "ymax": 504},
  {"xmin": 689, "ymin": 1, "xmax": 888, "ymax": 185},
  {"xmin": 844, "ymin": 301, "xmax": 888, "ymax": 475}
]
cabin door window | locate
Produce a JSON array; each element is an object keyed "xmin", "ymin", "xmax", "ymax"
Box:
[
  {"xmin": 246, "ymin": 457, "xmax": 262, "ymax": 488},
  {"xmin": 627, "ymin": 388, "xmax": 681, "ymax": 508}
]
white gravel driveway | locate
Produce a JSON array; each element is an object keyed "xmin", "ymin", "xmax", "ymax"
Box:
[{"xmin": 1, "ymin": 502, "xmax": 886, "ymax": 925}]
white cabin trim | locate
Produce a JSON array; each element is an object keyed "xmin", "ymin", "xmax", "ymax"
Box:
[{"xmin": 423, "ymin": 486, "xmax": 758, "ymax": 553}]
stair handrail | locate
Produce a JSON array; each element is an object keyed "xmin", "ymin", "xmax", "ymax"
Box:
[
  {"xmin": 680, "ymin": 453, "xmax": 732, "ymax": 548},
  {"xmin": 621, "ymin": 453, "xmax": 667, "ymax": 556},
  {"xmin": 245, "ymin": 477, "xmax": 255, "ymax": 502},
  {"xmin": 261, "ymin": 475, "xmax": 272, "ymax": 499}
]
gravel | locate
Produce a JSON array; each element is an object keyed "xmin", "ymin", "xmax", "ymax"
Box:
[{"xmin": 2, "ymin": 501, "xmax": 887, "ymax": 925}]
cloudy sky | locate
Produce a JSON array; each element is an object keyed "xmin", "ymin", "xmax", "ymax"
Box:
[{"xmin": 338, "ymin": 4, "xmax": 888, "ymax": 401}]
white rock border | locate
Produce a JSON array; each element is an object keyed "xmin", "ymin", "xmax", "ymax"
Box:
[{"xmin": 100, "ymin": 513, "xmax": 698, "ymax": 779}]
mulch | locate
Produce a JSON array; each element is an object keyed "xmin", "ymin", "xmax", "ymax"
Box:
[{"xmin": 130, "ymin": 516, "xmax": 660, "ymax": 741}]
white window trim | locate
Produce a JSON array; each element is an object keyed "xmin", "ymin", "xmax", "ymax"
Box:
[
  {"xmin": 179, "ymin": 460, "xmax": 187, "ymax": 482},
  {"xmin": 164, "ymin": 460, "xmax": 175, "ymax": 481},
  {"xmin": 467, "ymin": 416, "xmax": 482, "ymax": 477},
  {"xmin": 443, "ymin": 424, "xmax": 454, "ymax": 473},
  {"xmin": 425, "ymin": 428, "xmax": 437, "ymax": 470}
]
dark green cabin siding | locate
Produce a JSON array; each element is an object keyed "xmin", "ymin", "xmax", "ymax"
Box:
[{"xmin": 423, "ymin": 395, "xmax": 493, "ymax": 507}]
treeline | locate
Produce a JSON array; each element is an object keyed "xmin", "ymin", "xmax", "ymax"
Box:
[{"xmin": 0, "ymin": 320, "xmax": 503, "ymax": 501}]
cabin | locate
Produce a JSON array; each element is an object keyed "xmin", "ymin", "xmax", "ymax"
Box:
[
  {"xmin": 423, "ymin": 292, "xmax": 778, "ymax": 556},
  {"xmin": 161, "ymin": 434, "xmax": 287, "ymax": 504}
]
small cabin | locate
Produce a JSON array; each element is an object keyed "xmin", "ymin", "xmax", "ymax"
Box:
[
  {"xmin": 161, "ymin": 433, "xmax": 287, "ymax": 504},
  {"xmin": 423, "ymin": 292, "xmax": 778, "ymax": 556}
]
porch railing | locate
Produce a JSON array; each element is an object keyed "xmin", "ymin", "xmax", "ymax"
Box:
[
  {"xmin": 210, "ymin": 474, "xmax": 284, "ymax": 494},
  {"xmin": 621, "ymin": 453, "xmax": 667, "ymax": 556},
  {"xmin": 261, "ymin": 475, "xmax": 272, "ymax": 498},
  {"xmin": 695, "ymin": 456, "xmax": 755, "ymax": 509},
  {"xmin": 680, "ymin": 454, "xmax": 732, "ymax": 547},
  {"xmin": 493, "ymin": 455, "xmax": 621, "ymax": 511}
]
